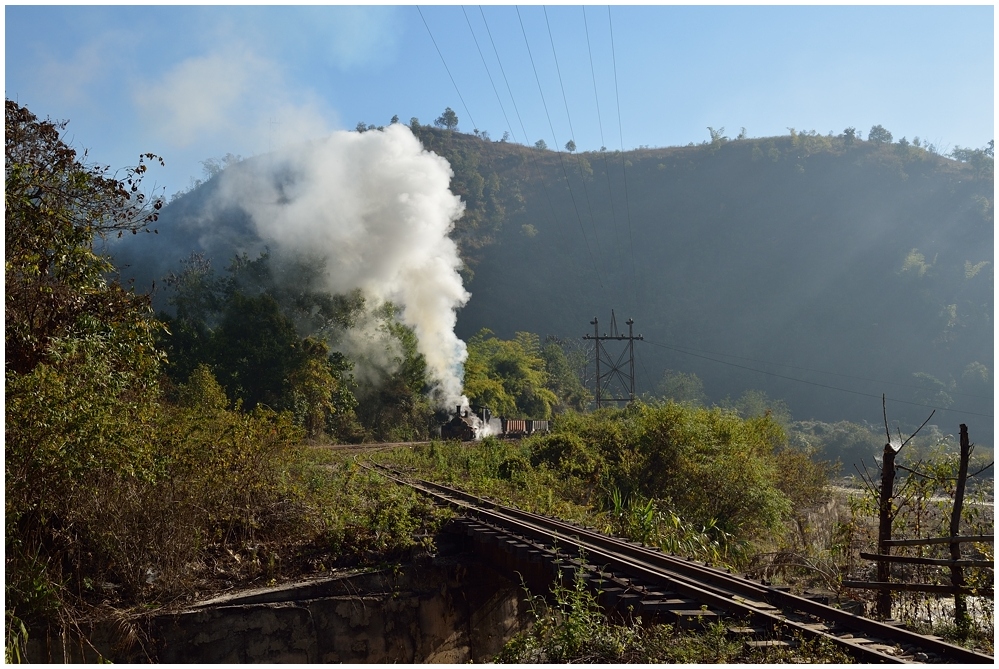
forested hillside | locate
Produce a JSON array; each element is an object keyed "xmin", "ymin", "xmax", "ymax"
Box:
[
  {"xmin": 116, "ymin": 120, "xmax": 993, "ymax": 442},
  {"xmin": 417, "ymin": 124, "xmax": 994, "ymax": 440}
]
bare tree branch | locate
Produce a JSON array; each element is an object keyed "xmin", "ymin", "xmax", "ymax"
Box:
[
  {"xmin": 896, "ymin": 463, "xmax": 936, "ymax": 479},
  {"xmin": 968, "ymin": 461, "xmax": 994, "ymax": 478},
  {"xmin": 854, "ymin": 461, "xmax": 879, "ymax": 498},
  {"xmin": 899, "ymin": 409, "xmax": 935, "ymax": 450},
  {"xmin": 895, "ymin": 472, "xmax": 917, "ymax": 500}
]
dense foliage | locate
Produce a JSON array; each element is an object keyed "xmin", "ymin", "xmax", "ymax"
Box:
[
  {"xmin": 118, "ymin": 113, "xmax": 994, "ymax": 451},
  {"xmin": 3, "ymin": 101, "xmax": 444, "ymax": 661},
  {"xmin": 384, "ymin": 400, "xmax": 829, "ymax": 564},
  {"xmin": 159, "ymin": 251, "xmax": 365, "ymax": 439},
  {"xmin": 6, "ymin": 100, "xmax": 167, "ymax": 633},
  {"xmin": 463, "ymin": 329, "xmax": 558, "ymax": 418}
]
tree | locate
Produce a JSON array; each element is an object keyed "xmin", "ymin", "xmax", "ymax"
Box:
[
  {"xmin": 951, "ymin": 142, "xmax": 994, "ymax": 179},
  {"xmin": 707, "ymin": 126, "xmax": 727, "ymax": 146},
  {"xmin": 201, "ymin": 153, "xmax": 242, "ymax": 180},
  {"xmin": 910, "ymin": 372, "xmax": 954, "ymax": 409},
  {"xmin": 352, "ymin": 303, "xmax": 434, "ymax": 441},
  {"xmin": 6, "ymin": 100, "xmax": 166, "ymax": 629},
  {"xmin": 434, "ymin": 107, "xmax": 459, "ymax": 131},
  {"xmin": 541, "ymin": 337, "xmax": 590, "ymax": 412},
  {"xmin": 289, "ymin": 337, "xmax": 353, "ymax": 438},
  {"xmin": 868, "ymin": 124, "xmax": 893, "ymax": 145},
  {"xmin": 535, "ymin": 139, "xmax": 548, "ymax": 151},
  {"xmin": 655, "ymin": 369, "xmax": 706, "ymax": 406},
  {"xmin": 565, "ymin": 139, "xmax": 577, "ymax": 153},
  {"xmin": 212, "ymin": 292, "xmax": 305, "ymax": 411},
  {"xmin": 390, "ymin": 114, "xmax": 399, "ymax": 124},
  {"xmin": 463, "ymin": 329, "xmax": 558, "ymax": 418},
  {"xmin": 842, "ymin": 127, "xmax": 857, "ymax": 145},
  {"xmin": 5, "ymin": 101, "xmax": 164, "ymax": 376},
  {"xmin": 722, "ymin": 389, "xmax": 792, "ymax": 429},
  {"xmin": 158, "ymin": 251, "xmax": 366, "ymax": 439}
]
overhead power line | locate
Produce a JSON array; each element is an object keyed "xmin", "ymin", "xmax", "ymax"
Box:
[
  {"xmin": 516, "ymin": 5, "xmax": 606, "ymax": 293},
  {"xmin": 477, "ymin": 5, "xmax": 593, "ymax": 323},
  {"xmin": 608, "ymin": 6, "xmax": 638, "ymax": 291},
  {"xmin": 461, "ymin": 6, "xmax": 517, "ymax": 144},
  {"xmin": 439, "ymin": 5, "xmax": 594, "ymax": 330},
  {"xmin": 417, "ymin": 6, "xmax": 477, "ymax": 131},
  {"xmin": 542, "ymin": 7, "xmax": 592, "ymax": 181},
  {"xmin": 542, "ymin": 6, "xmax": 606, "ymax": 287},
  {"xmin": 479, "ymin": 6, "xmax": 559, "ymax": 235},
  {"xmin": 583, "ymin": 6, "xmax": 624, "ymax": 272}
]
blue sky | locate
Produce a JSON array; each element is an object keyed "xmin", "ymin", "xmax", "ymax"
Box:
[{"xmin": 5, "ymin": 5, "xmax": 994, "ymax": 199}]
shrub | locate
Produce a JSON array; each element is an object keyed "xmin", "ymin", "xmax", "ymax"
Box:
[
  {"xmin": 622, "ymin": 402, "xmax": 793, "ymax": 539},
  {"xmin": 530, "ymin": 432, "xmax": 604, "ymax": 481},
  {"xmin": 498, "ymin": 455, "xmax": 530, "ymax": 481}
]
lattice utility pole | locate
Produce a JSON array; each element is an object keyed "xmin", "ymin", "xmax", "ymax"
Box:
[{"xmin": 583, "ymin": 311, "xmax": 643, "ymax": 409}]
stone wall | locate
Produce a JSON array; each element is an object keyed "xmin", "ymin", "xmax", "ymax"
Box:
[{"xmin": 27, "ymin": 556, "xmax": 531, "ymax": 663}]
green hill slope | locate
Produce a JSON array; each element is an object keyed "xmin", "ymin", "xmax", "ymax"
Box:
[{"xmin": 418, "ymin": 127, "xmax": 993, "ymax": 437}]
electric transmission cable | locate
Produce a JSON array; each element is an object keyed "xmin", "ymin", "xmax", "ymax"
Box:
[
  {"xmin": 583, "ymin": 5, "xmax": 625, "ymax": 273},
  {"xmin": 478, "ymin": 5, "xmax": 593, "ymax": 319},
  {"xmin": 460, "ymin": 6, "xmax": 593, "ymax": 328},
  {"xmin": 516, "ymin": 5, "xmax": 607, "ymax": 294},
  {"xmin": 543, "ymin": 5, "xmax": 604, "ymax": 283},
  {"xmin": 461, "ymin": 6, "xmax": 518, "ymax": 145},
  {"xmin": 417, "ymin": 6, "xmax": 478, "ymax": 132},
  {"xmin": 608, "ymin": 6, "xmax": 638, "ymax": 292},
  {"xmin": 479, "ymin": 8, "xmax": 566, "ymax": 246}
]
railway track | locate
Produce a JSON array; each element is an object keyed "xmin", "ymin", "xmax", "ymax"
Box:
[
  {"xmin": 372, "ymin": 463, "xmax": 993, "ymax": 664},
  {"xmin": 311, "ymin": 441, "xmax": 428, "ymax": 452}
]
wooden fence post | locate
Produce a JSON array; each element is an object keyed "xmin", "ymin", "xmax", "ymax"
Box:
[
  {"xmin": 949, "ymin": 424, "xmax": 971, "ymax": 633},
  {"xmin": 876, "ymin": 440, "xmax": 898, "ymax": 619}
]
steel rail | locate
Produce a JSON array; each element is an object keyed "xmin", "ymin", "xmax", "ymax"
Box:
[
  {"xmin": 480, "ymin": 498, "xmax": 994, "ymax": 665},
  {"xmin": 373, "ymin": 464, "xmax": 994, "ymax": 664},
  {"xmin": 379, "ymin": 469, "xmax": 908, "ymax": 663}
]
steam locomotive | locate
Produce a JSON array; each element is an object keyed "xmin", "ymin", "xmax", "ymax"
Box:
[{"xmin": 440, "ymin": 405, "xmax": 550, "ymax": 441}]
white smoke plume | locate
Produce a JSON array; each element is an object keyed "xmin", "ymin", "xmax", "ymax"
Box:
[{"xmin": 209, "ymin": 123, "xmax": 470, "ymax": 407}]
